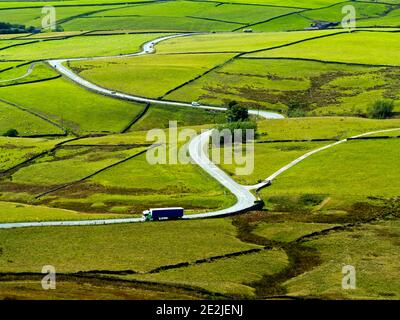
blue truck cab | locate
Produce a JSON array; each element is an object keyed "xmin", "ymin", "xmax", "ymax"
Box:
[{"xmin": 142, "ymin": 207, "xmax": 184, "ymax": 221}]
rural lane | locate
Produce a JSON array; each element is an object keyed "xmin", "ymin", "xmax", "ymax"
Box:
[{"xmin": 0, "ymin": 62, "xmax": 36, "ymax": 83}]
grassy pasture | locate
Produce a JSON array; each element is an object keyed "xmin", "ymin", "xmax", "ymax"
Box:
[
  {"xmin": 253, "ymin": 221, "xmax": 338, "ymax": 243},
  {"xmin": 250, "ymin": 13, "xmax": 312, "ymax": 32},
  {"xmin": 0, "ymin": 5, "xmax": 124, "ymax": 28},
  {"xmin": 260, "ymin": 139, "xmax": 400, "ymax": 202},
  {"xmin": 44, "ymin": 150, "xmax": 236, "ymax": 215},
  {"xmin": 247, "ymin": 31, "xmax": 400, "ymax": 66},
  {"xmin": 7, "ymin": 145, "xmax": 145, "ymax": 187},
  {"xmin": 201, "ymin": 0, "xmax": 349, "ymax": 9},
  {"xmin": 0, "ymin": 137, "xmax": 61, "ymax": 172},
  {"xmin": 156, "ymin": 30, "xmax": 338, "ymax": 53},
  {"xmin": 0, "ymin": 201, "xmax": 131, "ymax": 223},
  {"xmin": 166, "ymin": 57, "xmax": 400, "ymax": 115},
  {"xmin": 94, "ymin": 0, "xmax": 296, "ymax": 25},
  {"xmin": 285, "ymin": 220, "xmax": 400, "ymax": 299},
  {"xmin": 69, "ymin": 53, "xmax": 234, "ymax": 98},
  {"xmin": 214, "ymin": 141, "xmax": 328, "ymax": 185},
  {"xmin": 365, "ymin": 129, "xmax": 400, "ymax": 137},
  {"xmin": 129, "ymin": 103, "xmax": 226, "ymax": 131},
  {"xmin": 357, "ymin": 8, "xmax": 400, "ymax": 27},
  {"xmin": 1, "ymin": 0, "xmax": 400, "ymax": 301},
  {"xmin": 63, "ymin": 130, "xmax": 149, "ymax": 145},
  {"xmin": 95, "ymin": 1, "xmax": 218, "ymax": 18},
  {"xmin": 127, "ymin": 249, "xmax": 288, "ymax": 297},
  {"xmin": 0, "ymin": 279, "xmax": 195, "ymax": 300},
  {"xmin": 0, "ymin": 62, "xmax": 21, "ymax": 72},
  {"xmin": 62, "ymin": 15, "xmax": 241, "ymax": 32},
  {"xmin": 0, "ymin": 78, "xmax": 147, "ymax": 134},
  {"xmin": 0, "ymin": 1, "xmax": 153, "ymax": 10},
  {"xmin": 191, "ymin": 3, "xmax": 296, "ymax": 24},
  {"xmin": 18, "ymin": 31, "xmax": 85, "ymax": 39},
  {"xmin": 302, "ymin": 2, "xmax": 392, "ymax": 22},
  {"xmin": 0, "ymin": 62, "xmax": 59, "ymax": 86},
  {"xmin": 54, "ymin": 0, "xmax": 298, "ymax": 31},
  {"xmin": 0, "ymin": 33, "xmax": 165, "ymax": 60},
  {"xmin": 0, "ymin": 218, "xmax": 259, "ymax": 273},
  {"xmin": 0, "ymin": 100, "xmax": 64, "ymax": 136},
  {"xmin": 252, "ymin": 2, "xmax": 395, "ymax": 32},
  {"xmin": 256, "ymin": 117, "xmax": 400, "ymax": 140},
  {"xmin": 214, "ymin": 117, "xmax": 400, "ymax": 185},
  {"xmin": 0, "ymin": 39, "xmax": 34, "ymax": 49},
  {"xmin": 0, "ymin": 34, "xmax": 30, "ymax": 39},
  {"xmin": 0, "ymin": 63, "xmax": 30, "ymax": 81}
]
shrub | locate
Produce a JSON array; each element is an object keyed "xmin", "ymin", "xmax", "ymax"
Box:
[
  {"xmin": 0, "ymin": 21, "xmax": 39, "ymax": 34},
  {"xmin": 286, "ymin": 97, "xmax": 309, "ymax": 117},
  {"xmin": 226, "ymin": 101, "xmax": 249, "ymax": 122},
  {"xmin": 214, "ymin": 121, "xmax": 257, "ymax": 144},
  {"xmin": 368, "ymin": 100, "xmax": 394, "ymax": 119},
  {"xmin": 298, "ymin": 194, "xmax": 325, "ymax": 207},
  {"xmin": 3, "ymin": 128, "xmax": 19, "ymax": 137}
]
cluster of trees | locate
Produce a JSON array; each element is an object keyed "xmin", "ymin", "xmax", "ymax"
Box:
[
  {"xmin": 368, "ymin": 100, "xmax": 395, "ymax": 119},
  {"xmin": 216, "ymin": 101, "xmax": 257, "ymax": 142},
  {"xmin": 3, "ymin": 129, "xmax": 19, "ymax": 137},
  {"xmin": 0, "ymin": 22, "xmax": 39, "ymax": 34}
]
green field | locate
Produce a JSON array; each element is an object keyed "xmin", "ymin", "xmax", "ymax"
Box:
[
  {"xmin": 156, "ymin": 30, "xmax": 338, "ymax": 53},
  {"xmin": 0, "ymin": 77, "xmax": 146, "ymax": 134},
  {"xmin": 285, "ymin": 220, "xmax": 400, "ymax": 299},
  {"xmin": 251, "ymin": 2, "xmax": 399, "ymax": 31},
  {"xmin": 0, "ymin": 219, "xmax": 259, "ymax": 273},
  {"xmin": 126, "ymin": 248, "xmax": 288, "ymax": 296},
  {"xmin": 260, "ymin": 139, "xmax": 400, "ymax": 202},
  {"xmin": 247, "ymin": 31, "xmax": 400, "ymax": 66},
  {"xmin": 40, "ymin": 150, "xmax": 236, "ymax": 215},
  {"xmin": 0, "ymin": 0, "xmax": 399, "ymax": 33},
  {"xmin": 128, "ymin": 103, "xmax": 226, "ymax": 131},
  {"xmin": 69, "ymin": 53, "xmax": 235, "ymax": 98},
  {"xmin": 0, "ymin": 33, "xmax": 165, "ymax": 60},
  {"xmin": 0, "ymin": 62, "xmax": 59, "ymax": 87},
  {"xmin": 215, "ymin": 117, "xmax": 400, "ymax": 185},
  {"xmin": 256, "ymin": 117, "xmax": 400, "ymax": 140},
  {"xmin": 0, "ymin": 137, "xmax": 61, "ymax": 171},
  {"xmin": 0, "ymin": 279, "xmax": 195, "ymax": 300},
  {"xmin": 0, "ymin": 201, "xmax": 132, "ymax": 223},
  {"xmin": 0, "ymin": 0, "xmax": 400, "ymax": 301},
  {"xmin": 166, "ymin": 57, "xmax": 400, "ymax": 115},
  {"xmin": 0, "ymin": 99, "xmax": 64, "ymax": 136},
  {"xmin": 214, "ymin": 141, "xmax": 328, "ymax": 185},
  {"xmin": 253, "ymin": 221, "xmax": 338, "ymax": 243}
]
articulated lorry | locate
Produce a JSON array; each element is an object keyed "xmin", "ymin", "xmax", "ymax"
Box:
[{"xmin": 142, "ymin": 207, "xmax": 184, "ymax": 221}]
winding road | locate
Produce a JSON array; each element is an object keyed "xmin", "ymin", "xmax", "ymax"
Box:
[
  {"xmin": 0, "ymin": 62, "xmax": 36, "ymax": 83},
  {"xmin": 0, "ymin": 33, "xmax": 398, "ymax": 229}
]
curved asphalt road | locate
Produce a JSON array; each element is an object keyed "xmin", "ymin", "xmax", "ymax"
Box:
[
  {"xmin": 0, "ymin": 62, "xmax": 36, "ymax": 83},
  {"xmin": 0, "ymin": 34, "xmax": 398, "ymax": 229}
]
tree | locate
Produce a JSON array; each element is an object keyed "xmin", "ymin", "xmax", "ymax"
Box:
[
  {"xmin": 286, "ymin": 96, "xmax": 309, "ymax": 117},
  {"xmin": 368, "ymin": 100, "xmax": 394, "ymax": 119},
  {"xmin": 215, "ymin": 121, "xmax": 257, "ymax": 144},
  {"xmin": 226, "ymin": 101, "xmax": 249, "ymax": 122},
  {"xmin": 3, "ymin": 128, "xmax": 19, "ymax": 137}
]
